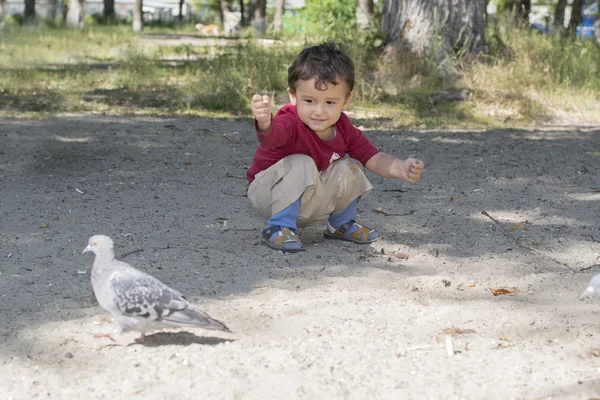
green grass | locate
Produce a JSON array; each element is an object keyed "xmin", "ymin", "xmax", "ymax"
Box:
[{"xmin": 0, "ymin": 24, "xmax": 599, "ymax": 127}]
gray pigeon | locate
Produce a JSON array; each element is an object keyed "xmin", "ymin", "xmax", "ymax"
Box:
[
  {"xmin": 580, "ymin": 274, "xmax": 600, "ymax": 299},
  {"xmin": 83, "ymin": 234, "xmax": 231, "ymax": 343}
]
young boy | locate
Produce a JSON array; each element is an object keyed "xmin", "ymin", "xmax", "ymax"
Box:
[{"xmin": 247, "ymin": 42, "xmax": 424, "ymax": 253}]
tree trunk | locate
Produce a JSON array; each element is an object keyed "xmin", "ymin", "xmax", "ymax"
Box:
[
  {"xmin": 596, "ymin": 0, "xmax": 600, "ymax": 45},
  {"xmin": 0, "ymin": 0, "xmax": 7, "ymax": 28},
  {"xmin": 553, "ymin": 0, "xmax": 567, "ymax": 36},
  {"xmin": 24, "ymin": 0, "xmax": 35, "ymax": 22},
  {"xmin": 521, "ymin": 0, "xmax": 531, "ymax": 24},
  {"xmin": 250, "ymin": 0, "xmax": 266, "ymax": 35},
  {"xmin": 381, "ymin": 0, "xmax": 487, "ymax": 59},
  {"xmin": 356, "ymin": 0, "xmax": 374, "ymax": 30},
  {"xmin": 46, "ymin": 0, "xmax": 57, "ymax": 24},
  {"xmin": 178, "ymin": 0, "xmax": 184, "ymax": 23},
  {"xmin": 133, "ymin": 0, "xmax": 143, "ymax": 32},
  {"xmin": 239, "ymin": 0, "xmax": 245, "ymax": 27},
  {"xmin": 273, "ymin": 0, "xmax": 284, "ymax": 33},
  {"xmin": 568, "ymin": 0, "xmax": 583, "ymax": 37},
  {"xmin": 104, "ymin": 0, "xmax": 115, "ymax": 23},
  {"xmin": 66, "ymin": 0, "xmax": 84, "ymax": 28}
]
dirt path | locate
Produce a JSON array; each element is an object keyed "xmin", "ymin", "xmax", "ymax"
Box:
[{"xmin": 1, "ymin": 115, "xmax": 599, "ymax": 399}]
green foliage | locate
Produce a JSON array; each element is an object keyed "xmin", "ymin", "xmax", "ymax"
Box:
[
  {"xmin": 5, "ymin": 14, "xmax": 24, "ymax": 25},
  {"xmin": 187, "ymin": 43, "xmax": 296, "ymax": 111},
  {"xmin": 486, "ymin": 28, "xmax": 600, "ymax": 91},
  {"xmin": 300, "ymin": 0, "xmax": 356, "ymax": 37},
  {"xmin": 1, "ymin": 24, "xmax": 599, "ymax": 127}
]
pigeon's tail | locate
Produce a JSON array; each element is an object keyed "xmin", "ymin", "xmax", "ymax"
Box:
[{"xmin": 164, "ymin": 307, "xmax": 232, "ymax": 333}]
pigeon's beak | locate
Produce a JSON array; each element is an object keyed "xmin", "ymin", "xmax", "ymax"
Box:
[
  {"xmin": 579, "ymin": 286, "xmax": 595, "ymax": 299},
  {"xmin": 83, "ymin": 244, "xmax": 93, "ymax": 254}
]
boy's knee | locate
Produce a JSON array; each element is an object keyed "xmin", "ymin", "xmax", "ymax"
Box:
[
  {"xmin": 285, "ymin": 154, "xmax": 318, "ymax": 172},
  {"xmin": 331, "ymin": 157, "xmax": 367, "ymax": 180}
]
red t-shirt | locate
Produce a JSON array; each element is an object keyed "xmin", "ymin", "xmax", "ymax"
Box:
[{"xmin": 246, "ymin": 104, "xmax": 380, "ymax": 183}]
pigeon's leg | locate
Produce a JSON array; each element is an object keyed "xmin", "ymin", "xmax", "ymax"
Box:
[
  {"xmin": 93, "ymin": 332, "xmax": 116, "ymax": 342},
  {"xmin": 135, "ymin": 333, "xmax": 145, "ymax": 344}
]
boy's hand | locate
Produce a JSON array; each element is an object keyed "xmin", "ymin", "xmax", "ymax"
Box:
[
  {"xmin": 403, "ymin": 158, "xmax": 424, "ymax": 184},
  {"xmin": 251, "ymin": 94, "xmax": 272, "ymax": 132}
]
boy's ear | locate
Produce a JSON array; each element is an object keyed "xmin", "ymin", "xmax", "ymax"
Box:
[
  {"xmin": 287, "ymin": 88, "xmax": 297, "ymax": 106},
  {"xmin": 342, "ymin": 91, "xmax": 354, "ymax": 110}
]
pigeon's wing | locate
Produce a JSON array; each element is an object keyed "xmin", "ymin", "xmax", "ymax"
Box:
[
  {"xmin": 109, "ymin": 271, "xmax": 230, "ymax": 332},
  {"xmin": 109, "ymin": 271, "xmax": 186, "ymax": 320}
]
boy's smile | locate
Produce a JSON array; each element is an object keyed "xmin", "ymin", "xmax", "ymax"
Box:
[{"xmin": 288, "ymin": 78, "xmax": 353, "ymax": 140}]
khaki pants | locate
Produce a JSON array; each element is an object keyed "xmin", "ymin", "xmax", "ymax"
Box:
[{"xmin": 247, "ymin": 154, "xmax": 373, "ymax": 228}]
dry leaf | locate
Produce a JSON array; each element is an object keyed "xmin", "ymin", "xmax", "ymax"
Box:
[
  {"xmin": 489, "ymin": 287, "xmax": 519, "ymax": 296},
  {"xmin": 373, "ymin": 207, "xmax": 388, "ymax": 215},
  {"xmin": 442, "ymin": 327, "xmax": 476, "ymax": 336},
  {"xmin": 390, "ymin": 251, "xmax": 409, "ymax": 260},
  {"xmin": 587, "ymin": 348, "xmax": 600, "ymax": 358},
  {"xmin": 508, "ymin": 222, "xmax": 527, "ymax": 232},
  {"xmin": 449, "ymin": 196, "xmax": 454, "ymax": 202},
  {"xmin": 411, "ymin": 285, "xmax": 420, "ymax": 292},
  {"xmin": 183, "ymin": 161, "xmax": 192, "ymax": 166},
  {"xmin": 40, "ymin": 222, "xmax": 49, "ymax": 229}
]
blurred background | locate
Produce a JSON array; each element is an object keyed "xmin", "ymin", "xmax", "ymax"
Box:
[{"xmin": 0, "ymin": 0, "xmax": 599, "ymax": 128}]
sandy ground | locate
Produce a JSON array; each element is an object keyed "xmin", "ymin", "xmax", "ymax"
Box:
[{"xmin": 0, "ymin": 114, "xmax": 599, "ymax": 399}]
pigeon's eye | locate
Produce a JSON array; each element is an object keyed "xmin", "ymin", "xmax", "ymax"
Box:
[{"xmin": 93, "ymin": 242, "xmax": 97, "ymax": 246}]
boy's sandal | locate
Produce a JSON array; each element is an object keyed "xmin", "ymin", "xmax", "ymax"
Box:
[
  {"xmin": 324, "ymin": 220, "xmax": 379, "ymax": 244},
  {"xmin": 262, "ymin": 226, "xmax": 306, "ymax": 253}
]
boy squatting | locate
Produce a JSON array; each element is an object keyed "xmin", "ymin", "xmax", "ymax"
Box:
[{"xmin": 246, "ymin": 42, "xmax": 425, "ymax": 253}]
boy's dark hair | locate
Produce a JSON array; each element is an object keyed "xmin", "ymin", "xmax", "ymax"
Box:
[{"xmin": 288, "ymin": 42, "xmax": 355, "ymax": 96}]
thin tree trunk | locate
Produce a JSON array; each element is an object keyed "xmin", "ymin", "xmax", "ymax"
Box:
[
  {"xmin": 62, "ymin": 0, "xmax": 68, "ymax": 23},
  {"xmin": 500, "ymin": 0, "xmax": 529, "ymax": 27},
  {"xmin": 1, "ymin": 0, "xmax": 7, "ymax": 28},
  {"xmin": 219, "ymin": 0, "xmax": 227, "ymax": 28},
  {"xmin": 46, "ymin": 0, "xmax": 57, "ymax": 24},
  {"xmin": 381, "ymin": 0, "xmax": 487, "ymax": 59},
  {"xmin": 273, "ymin": 0, "xmax": 284, "ymax": 33},
  {"xmin": 553, "ymin": 0, "xmax": 567, "ymax": 36},
  {"xmin": 250, "ymin": 0, "xmax": 267, "ymax": 35},
  {"xmin": 178, "ymin": 0, "xmax": 184, "ymax": 23},
  {"xmin": 521, "ymin": 0, "xmax": 531, "ymax": 24},
  {"xmin": 568, "ymin": 0, "xmax": 583, "ymax": 37},
  {"xmin": 133, "ymin": 0, "xmax": 143, "ymax": 32},
  {"xmin": 596, "ymin": 0, "xmax": 600, "ymax": 45},
  {"xmin": 24, "ymin": 0, "xmax": 35, "ymax": 22},
  {"xmin": 104, "ymin": 0, "xmax": 115, "ymax": 23},
  {"xmin": 356, "ymin": 0, "xmax": 374, "ymax": 30},
  {"xmin": 66, "ymin": 0, "xmax": 84, "ymax": 28},
  {"xmin": 239, "ymin": 0, "xmax": 245, "ymax": 27}
]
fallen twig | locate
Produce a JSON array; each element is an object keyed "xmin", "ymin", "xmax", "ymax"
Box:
[
  {"xmin": 481, "ymin": 210, "xmax": 574, "ymax": 271},
  {"xmin": 119, "ymin": 249, "xmax": 144, "ymax": 259},
  {"xmin": 224, "ymin": 191, "xmax": 247, "ymax": 197},
  {"xmin": 445, "ymin": 335, "xmax": 455, "ymax": 357},
  {"xmin": 578, "ymin": 264, "xmax": 600, "ymax": 272},
  {"xmin": 372, "ymin": 207, "xmax": 417, "ymax": 216}
]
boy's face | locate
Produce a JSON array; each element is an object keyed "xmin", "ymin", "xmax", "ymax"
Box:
[{"xmin": 288, "ymin": 78, "xmax": 353, "ymax": 139}]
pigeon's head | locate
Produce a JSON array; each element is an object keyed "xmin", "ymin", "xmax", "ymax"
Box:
[
  {"xmin": 83, "ymin": 235, "xmax": 114, "ymax": 255},
  {"xmin": 580, "ymin": 274, "xmax": 600, "ymax": 299}
]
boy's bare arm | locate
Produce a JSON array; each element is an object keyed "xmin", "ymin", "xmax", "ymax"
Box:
[
  {"xmin": 251, "ymin": 94, "xmax": 272, "ymax": 132},
  {"xmin": 365, "ymin": 152, "xmax": 424, "ymax": 184}
]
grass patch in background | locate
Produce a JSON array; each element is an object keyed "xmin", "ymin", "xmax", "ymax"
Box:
[{"xmin": 0, "ymin": 25, "xmax": 599, "ymax": 127}]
